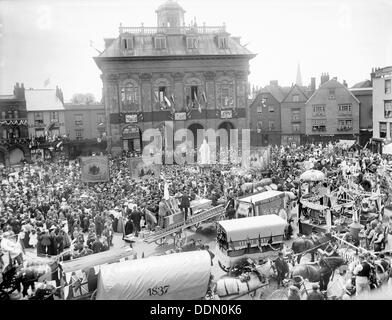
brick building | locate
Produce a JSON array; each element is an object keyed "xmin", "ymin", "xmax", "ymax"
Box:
[
  {"xmin": 64, "ymin": 103, "xmax": 107, "ymax": 158},
  {"xmin": 93, "ymin": 0, "xmax": 255, "ymax": 157},
  {"xmin": 305, "ymin": 74, "xmax": 360, "ymax": 143},
  {"xmin": 280, "ymin": 80, "xmax": 315, "ymax": 146},
  {"xmin": 248, "ymin": 81, "xmax": 288, "ymax": 147},
  {"xmin": 0, "ymin": 83, "xmax": 30, "ymax": 166}
]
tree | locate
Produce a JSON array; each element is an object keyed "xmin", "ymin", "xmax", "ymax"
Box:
[{"xmin": 71, "ymin": 93, "xmax": 96, "ymax": 105}]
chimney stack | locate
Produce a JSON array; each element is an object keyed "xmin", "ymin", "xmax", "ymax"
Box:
[
  {"xmin": 343, "ymin": 80, "xmax": 348, "ymax": 88},
  {"xmin": 310, "ymin": 77, "xmax": 316, "ymax": 92},
  {"xmin": 270, "ymin": 80, "xmax": 278, "ymax": 86},
  {"xmin": 13, "ymin": 82, "xmax": 25, "ymax": 99},
  {"xmin": 56, "ymin": 85, "xmax": 64, "ymax": 104},
  {"xmin": 320, "ymin": 73, "xmax": 330, "ymax": 86}
]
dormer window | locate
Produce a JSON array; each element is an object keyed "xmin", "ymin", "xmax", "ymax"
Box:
[
  {"xmin": 155, "ymin": 36, "xmax": 167, "ymax": 49},
  {"xmin": 186, "ymin": 37, "xmax": 198, "ymax": 49},
  {"xmin": 218, "ymin": 36, "xmax": 228, "ymax": 49},
  {"xmin": 122, "ymin": 37, "xmax": 134, "ymax": 50}
]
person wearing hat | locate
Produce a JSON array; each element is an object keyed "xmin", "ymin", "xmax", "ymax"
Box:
[
  {"xmin": 306, "ymin": 283, "xmax": 324, "ymax": 300},
  {"xmin": 274, "ymin": 251, "xmax": 289, "ymax": 288},
  {"xmin": 287, "ymin": 285, "xmax": 301, "ymax": 300}
]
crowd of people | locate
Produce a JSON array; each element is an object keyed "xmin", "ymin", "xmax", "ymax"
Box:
[{"xmin": 1, "ymin": 141, "xmax": 392, "ymax": 300}]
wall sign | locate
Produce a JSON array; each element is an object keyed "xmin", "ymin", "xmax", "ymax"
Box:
[
  {"xmin": 174, "ymin": 112, "xmax": 187, "ymax": 121},
  {"xmin": 221, "ymin": 110, "xmax": 232, "ymax": 119},
  {"xmin": 125, "ymin": 114, "xmax": 138, "ymax": 123}
]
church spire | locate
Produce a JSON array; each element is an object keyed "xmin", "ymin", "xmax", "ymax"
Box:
[{"xmin": 296, "ymin": 62, "xmax": 303, "ymax": 86}]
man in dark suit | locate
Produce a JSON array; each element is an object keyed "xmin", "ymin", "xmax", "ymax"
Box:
[
  {"xmin": 130, "ymin": 208, "xmax": 141, "ymax": 236},
  {"xmin": 274, "ymin": 251, "xmax": 289, "ymax": 288},
  {"xmin": 180, "ymin": 190, "xmax": 191, "ymax": 221}
]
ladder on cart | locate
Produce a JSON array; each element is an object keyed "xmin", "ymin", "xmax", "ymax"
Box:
[{"xmin": 144, "ymin": 205, "xmax": 226, "ymax": 244}]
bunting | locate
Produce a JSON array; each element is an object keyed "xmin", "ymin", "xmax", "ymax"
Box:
[{"xmin": 0, "ymin": 119, "xmax": 28, "ymax": 126}]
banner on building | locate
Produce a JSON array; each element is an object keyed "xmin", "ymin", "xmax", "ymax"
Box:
[
  {"xmin": 128, "ymin": 157, "xmax": 161, "ymax": 180},
  {"xmin": 249, "ymin": 147, "xmax": 271, "ymax": 170},
  {"xmin": 81, "ymin": 156, "xmax": 109, "ymax": 183}
]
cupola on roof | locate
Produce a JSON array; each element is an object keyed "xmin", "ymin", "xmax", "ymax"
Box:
[
  {"xmin": 156, "ymin": 0, "xmax": 185, "ymax": 12},
  {"xmin": 156, "ymin": 0, "xmax": 185, "ymax": 28}
]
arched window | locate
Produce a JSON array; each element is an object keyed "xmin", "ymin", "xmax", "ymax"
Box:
[
  {"xmin": 216, "ymin": 77, "xmax": 235, "ymax": 109},
  {"xmin": 153, "ymin": 78, "xmax": 172, "ymax": 110},
  {"xmin": 120, "ymin": 80, "xmax": 140, "ymax": 112},
  {"xmin": 184, "ymin": 77, "xmax": 204, "ymax": 110}
]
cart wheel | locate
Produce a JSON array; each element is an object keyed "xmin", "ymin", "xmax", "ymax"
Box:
[
  {"xmin": 269, "ymin": 288, "xmax": 289, "ymax": 300},
  {"xmin": 218, "ymin": 261, "xmax": 231, "ymax": 273},
  {"xmin": 154, "ymin": 238, "xmax": 167, "ymax": 246}
]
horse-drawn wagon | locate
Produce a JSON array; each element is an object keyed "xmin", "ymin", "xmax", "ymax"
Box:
[
  {"xmin": 216, "ymin": 214, "xmax": 287, "ymax": 272},
  {"xmin": 236, "ymin": 190, "xmax": 285, "ymax": 219},
  {"xmin": 94, "ymin": 250, "xmax": 212, "ymax": 300}
]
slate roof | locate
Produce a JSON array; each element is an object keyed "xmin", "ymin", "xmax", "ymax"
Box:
[
  {"xmin": 351, "ymin": 80, "xmax": 372, "ymax": 88},
  {"xmin": 97, "ymin": 33, "xmax": 254, "ymax": 59},
  {"xmin": 307, "ymin": 78, "xmax": 360, "ymax": 104}
]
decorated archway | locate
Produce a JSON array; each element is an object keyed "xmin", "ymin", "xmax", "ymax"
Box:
[
  {"xmin": 122, "ymin": 124, "xmax": 142, "ymax": 154},
  {"xmin": 217, "ymin": 121, "xmax": 235, "ymax": 161},
  {"xmin": 188, "ymin": 123, "xmax": 204, "ymax": 162}
]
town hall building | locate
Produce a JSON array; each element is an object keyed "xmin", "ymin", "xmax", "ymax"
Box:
[{"xmin": 94, "ymin": 0, "xmax": 255, "ymax": 156}]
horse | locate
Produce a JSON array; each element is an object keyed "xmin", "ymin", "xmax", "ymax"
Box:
[
  {"xmin": 291, "ymin": 233, "xmax": 332, "ymax": 264},
  {"xmin": 14, "ymin": 260, "xmax": 62, "ymax": 298},
  {"xmin": 291, "ymin": 256, "xmax": 346, "ymax": 291}
]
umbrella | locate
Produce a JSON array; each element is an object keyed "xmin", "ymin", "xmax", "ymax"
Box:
[{"xmin": 299, "ymin": 169, "xmax": 325, "ymax": 182}]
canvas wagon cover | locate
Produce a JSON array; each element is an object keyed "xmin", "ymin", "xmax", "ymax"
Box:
[
  {"xmin": 218, "ymin": 214, "xmax": 287, "ymax": 242},
  {"xmin": 95, "ymin": 251, "xmax": 211, "ymax": 300}
]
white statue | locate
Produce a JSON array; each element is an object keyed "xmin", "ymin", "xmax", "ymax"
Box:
[{"xmin": 199, "ymin": 138, "xmax": 211, "ymax": 165}]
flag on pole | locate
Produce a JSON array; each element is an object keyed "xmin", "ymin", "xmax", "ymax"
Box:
[
  {"xmin": 202, "ymin": 91, "xmax": 207, "ymax": 104},
  {"xmin": 164, "ymin": 95, "xmax": 171, "ymax": 107},
  {"xmin": 194, "ymin": 92, "xmax": 201, "ymax": 113},
  {"xmin": 45, "ymin": 121, "xmax": 56, "ymax": 132}
]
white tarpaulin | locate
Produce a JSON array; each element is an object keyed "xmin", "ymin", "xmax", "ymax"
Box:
[
  {"xmin": 95, "ymin": 251, "xmax": 211, "ymax": 300},
  {"xmin": 218, "ymin": 214, "xmax": 287, "ymax": 242},
  {"xmin": 383, "ymin": 143, "xmax": 392, "ymax": 155}
]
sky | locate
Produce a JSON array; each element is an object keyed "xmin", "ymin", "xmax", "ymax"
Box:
[{"xmin": 1, "ymin": 0, "xmax": 392, "ymax": 102}]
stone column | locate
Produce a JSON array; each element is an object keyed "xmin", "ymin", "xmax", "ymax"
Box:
[
  {"xmin": 105, "ymin": 73, "xmax": 122, "ymax": 155},
  {"xmin": 203, "ymin": 71, "xmax": 216, "ymax": 111},
  {"xmin": 172, "ymin": 72, "xmax": 184, "ymax": 112}
]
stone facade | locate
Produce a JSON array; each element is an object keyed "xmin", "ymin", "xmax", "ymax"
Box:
[{"xmin": 94, "ymin": 1, "xmax": 255, "ymax": 155}]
